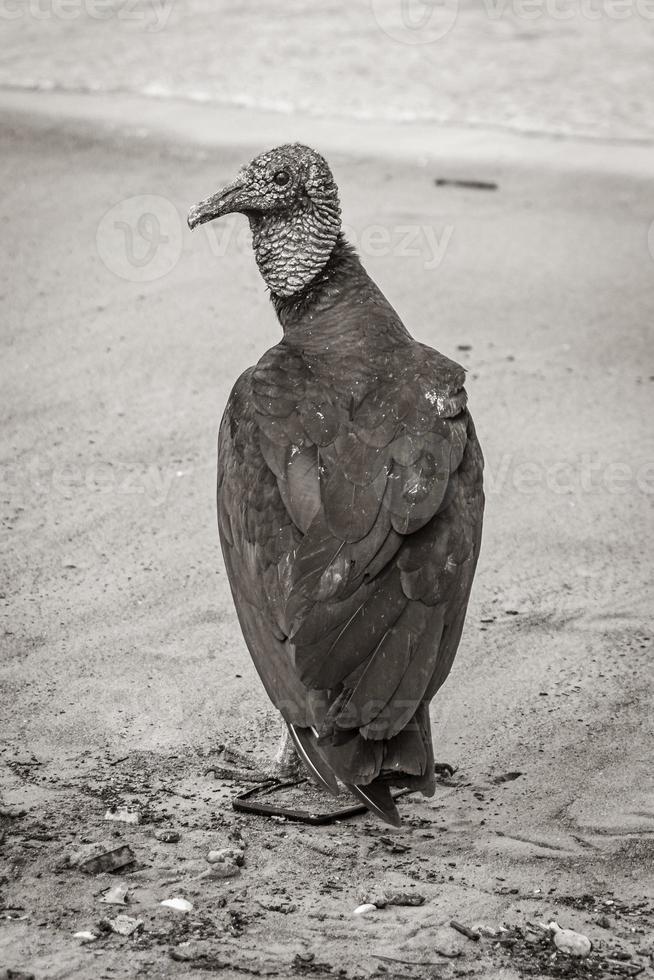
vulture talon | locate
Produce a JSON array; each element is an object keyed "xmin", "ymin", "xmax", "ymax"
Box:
[{"xmin": 189, "ymin": 144, "xmax": 484, "ymax": 826}]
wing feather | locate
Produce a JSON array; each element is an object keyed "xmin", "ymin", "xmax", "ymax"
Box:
[
  {"xmin": 277, "ymin": 442, "xmax": 321, "ymax": 533},
  {"xmin": 323, "ymin": 464, "xmax": 388, "ymax": 543},
  {"xmin": 293, "ymin": 568, "xmax": 408, "ymax": 690}
]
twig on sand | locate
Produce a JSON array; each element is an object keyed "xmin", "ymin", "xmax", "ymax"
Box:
[
  {"xmin": 377, "ymin": 949, "xmax": 462, "ymax": 964},
  {"xmin": 434, "ymin": 177, "xmax": 498, "ymax": 191},
  {"xmin": 450, "ymin": 919, "xmax": 481, "ymax": 941},
  {"xmin": 205, "ymin": 765, "xmax": 274, "ymax": 783}
]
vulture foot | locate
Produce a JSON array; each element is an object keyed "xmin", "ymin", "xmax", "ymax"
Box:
[
  {"xmin": 272, "ymin": 725, "xmax": 304, "ymax": 781},
  {"xmin": 206, "ymin": 739, "xmax": 301, "ymax": 785},
  {"xmin": 434, "ymin": 762, "xmax": 457, "ymax": 779}
]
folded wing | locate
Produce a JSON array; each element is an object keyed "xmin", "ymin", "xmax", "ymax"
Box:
[{"xmin": 218, "ymin": 343, "xmax": 484, "ymax": 790}]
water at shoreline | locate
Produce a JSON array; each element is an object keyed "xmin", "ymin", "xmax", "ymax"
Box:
[{"xmin": 1, "ymin": 0, "xmax": 653, "ymax": 142}]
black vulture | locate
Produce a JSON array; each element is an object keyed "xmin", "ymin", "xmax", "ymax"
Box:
[{"xmin": 188, "ymin": 144, "xmax": 484, "ymax": 826}]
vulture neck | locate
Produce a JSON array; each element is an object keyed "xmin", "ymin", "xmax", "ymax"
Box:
[{"xmin": 272, "ymin": 235, "xmax": 411, "ymax": 356}]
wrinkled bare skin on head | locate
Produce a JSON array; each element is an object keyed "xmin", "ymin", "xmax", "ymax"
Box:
[
  {"xmin": 245, "ymin": 145, "xmax": 341, "ymax": 297},
  {"xmin": 189, "ymin": 143, "xmax": 342, "ymax": 297}
]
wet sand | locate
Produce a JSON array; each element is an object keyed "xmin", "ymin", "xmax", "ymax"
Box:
[{"xmin": 0, "ymin": 96, "xmax": 653, "ymax": 978}]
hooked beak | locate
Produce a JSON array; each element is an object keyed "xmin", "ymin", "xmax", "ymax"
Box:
[{"xmin": 187, "ymin": 179, "xmax": 246, "ymax": 231}]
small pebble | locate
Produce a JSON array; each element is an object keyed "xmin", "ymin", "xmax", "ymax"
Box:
[
  {"xmin": 155, "ymin": 830, "xmax": 180, "ymax": 843},
  {"xmin": 104, "ymin": 807, "xmax": 140, "ymax": 825},
  {"xmin": 357, "ymin": 889, "xmax": 387, "ymax": 908},
  {"xmin": 205, "ymin": 847, "xmax": 244, "ymax": 877},
  {"xmin": 68, "ymin": 841, "xmax": 135, "ymax": 874},
  {"xmin": 549, "ymin": 922, "xmax": 591, "ymax": 957},
  {"xmin": 353, "ymin": 903, "xmax": 377, "ymax": 916},
  {"xmin": 386, "ymin": 892, "xmax": 425, "ymax": 907},
  {"xmin": 207, "ymin": 847, "xmax": 244, "ymax": 866},
  {"xmin": 108, "ymin": 914, "xmax": 142, "ymax": 937}
]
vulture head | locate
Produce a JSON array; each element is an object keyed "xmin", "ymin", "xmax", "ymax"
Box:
[{"xmin": 188, "ymin": 143, "xmax": 342, "ymax": 297}]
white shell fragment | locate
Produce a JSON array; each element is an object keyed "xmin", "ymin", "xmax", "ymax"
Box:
[
  {"xmin": 353, "ymin": 903, "xmax": 377, "ymax": 915},
  {"xmin": 100, "ymin": 884, "xmax": 128, "ymax": 905},
  {"xmin": 73, "ymin": 930, "xmax": 98, "ymax": 943},
  {"xmin": 549, "ymin": 921, "xmax": 592, "ymax": 957},
  {"xmin": 161, "ymin": 897, "xmax": 193, "ymax": 913}
]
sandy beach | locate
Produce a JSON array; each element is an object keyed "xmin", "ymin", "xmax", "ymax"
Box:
[{"xmin": 1, "ymin": 92, "xmax": 653, "ymax": 978}]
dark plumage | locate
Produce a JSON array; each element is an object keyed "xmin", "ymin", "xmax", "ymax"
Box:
[{"xmin": 188, "ymin": 144, "xmax": 484, "ymax": 826}]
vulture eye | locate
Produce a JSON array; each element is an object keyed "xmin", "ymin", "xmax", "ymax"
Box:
[{"xmin": 273, "ymin": 169, "xmax": 291, "ymax": 187}]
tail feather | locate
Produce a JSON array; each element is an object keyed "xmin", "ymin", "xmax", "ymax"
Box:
[
  {"xmin": 287, "ymin": 724, "xmax": 340, "ymax": 796},
  {"xmin": 380, "ymin": 703, "xmax": 436, "ymax": 796},
  {"xmin": 344, "ymin": 779, "xmax": 402, "ymax": 827},
  {"xmin": 289, "ymin": 704, "xmax": 436, "ymax": 827}
]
